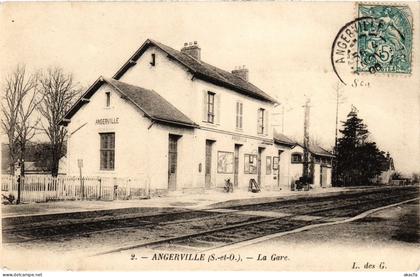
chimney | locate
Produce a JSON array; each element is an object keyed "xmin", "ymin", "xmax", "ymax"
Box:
[
  {"xmin": 231, "ymin": 65, "xmax": 249, "ymax": 81},
  {"xmin": 181, "ymin": 41, "xmax": 201, "ymax": 60}
]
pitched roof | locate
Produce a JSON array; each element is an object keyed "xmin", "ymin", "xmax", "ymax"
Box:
[
  {"xmin": 113, "ymin": 39, "xmax": 278, "ymax": 104},
  {"xmin": 60, "ymin": 77, "xmax": 197, "ymax": 128},
  {"xmin": 274, "ymin": 132, "xmax": 334, "ymax": 157},
  {"xmin": 274, "ymin": 132, "xmax": 296, "ymax": 147},
  {"xmin": 307, "ymin": 144, "xmax": 334, "ymax": 158}
]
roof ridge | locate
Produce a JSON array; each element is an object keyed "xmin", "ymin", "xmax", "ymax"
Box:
[{"xmin": 115, "ymin": 39, "xmax": 278, "ymax": 104}]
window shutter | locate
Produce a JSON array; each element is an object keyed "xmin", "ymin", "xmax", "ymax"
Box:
[
  {"xmin": 215, "ymin": 93, "xmax": 221, "ymax": 124},
  {"xmin": 265, "ymin": 111, "xmax": 269, "ymax": 135},
  {"xmin": 202, "ymin": 90, "xmax": 208, "ymax": 122},
  {"xmin": 257, "ymin": 109, "xmax": 259, "ymax": 134},
  {"xmin": 235, "ymin": 102, "xmax": 239, "ymax": 128},
  {"xmin": 240, "ymin": 103, "xmax": 243, "ymax": 129}
]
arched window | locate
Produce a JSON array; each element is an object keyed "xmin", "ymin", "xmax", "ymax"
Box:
[{"xmin": 291, "ymin": 153, "xmax": 302, "ymax": 163}]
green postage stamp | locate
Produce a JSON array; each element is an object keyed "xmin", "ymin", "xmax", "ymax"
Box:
[{"xmin": 357, "ymin": 4, "xmax": 413, "ymax": 74}]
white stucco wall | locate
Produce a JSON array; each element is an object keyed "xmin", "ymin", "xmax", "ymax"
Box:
[
  {"xmin": 118, "ymin": 46, "xmax": 274, "ymax": 139},
  {"xmin": 66, "ymin": 83, "xmax": 196, "ymax": 191},
  {"xmin": 66, "ymin": 44, "xmax": 313, "ymax": 193}
]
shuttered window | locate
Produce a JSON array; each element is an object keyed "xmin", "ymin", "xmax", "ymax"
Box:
[
  {"xmin": 202, "ymin": 90, "xmax": 220, "ymax": 124},
  {"xmin": 207, "ymin": 92, "xmax": 215, "ymax": 123},
  {"xmin": 257, "ymin": 108, "xmax": 265, "ymax": 134},
  {"xmin": 236, "ymin": 101, "xmax": 243, "ymax": 129},
  {"xmin": 100, "ymin": 133, "xmax": 115, "ymax": 170}
]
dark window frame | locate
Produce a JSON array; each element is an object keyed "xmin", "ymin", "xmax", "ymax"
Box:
[
  {"xmin": 258, "ymin": 108, "xmax": 265, "ymax": 134},
  {"xmin": 207, "ymin": 91, "xmax": 215, "ymax": 123},
  {"xmin": 105, "ymin": 92, "xmax": 111, "ymax": 107},
  {"xmin": 291, "ymin": 153, "xmax": 303, "ymax": 164},
  {"xmin": 100, "ymin": 133, "xmax": 115, "ymax": 170},
  {"xmin": 150, "ymin": 53, "xmax": 156, "ymax": 66}
]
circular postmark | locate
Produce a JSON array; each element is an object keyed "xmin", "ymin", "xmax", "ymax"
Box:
[
  {"xmin": 331, "ymin": 5, "xmax": 413, "ymax": 85},
  {"xmin": 331, "ymin": 17, "xmax": 371, "ymax": 85}
]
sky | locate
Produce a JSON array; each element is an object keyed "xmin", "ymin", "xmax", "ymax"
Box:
[{"xmin": 0, "ymin": 2, "xmax": 419, "ymax": 174}]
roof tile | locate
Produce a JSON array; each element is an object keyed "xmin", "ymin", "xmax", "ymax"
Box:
[{"xmin": 105, "ymin": 78, "xmax": 197, "ymax": 127}]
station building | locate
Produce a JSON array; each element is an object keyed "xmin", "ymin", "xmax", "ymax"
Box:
[
  {"xmin": 273, "ymin": 133, "xmax": 334, "ymax": 189},
  {"xmin": 61, "ymin": 39, "xmax": 333, "ymax": 194},
  {"xmin": 62, "ymin": 39, "xmax": 281, "ymax": 193}
]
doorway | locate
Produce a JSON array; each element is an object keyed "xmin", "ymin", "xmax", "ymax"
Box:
[
  {"xmin": 168, "ymin": 135, "xmax": 180, "ymax": 191},
  {"xmin": 321, "ymin": 166, "xmax": 328, "ymax": 187},
  {"xmin": 205, "ymin": 140, "xmax": 214, "ymax": 189},
  {"xmin": 257, "ymin": 147, "xmax": 264, "ymax": 186},
  {"xmin": 234, "ymin": 144, "xmax": 242, "ymax": 188},
  {"xmin": 277, "ymin": 150, "xmax": 284, "ymax": 187}
]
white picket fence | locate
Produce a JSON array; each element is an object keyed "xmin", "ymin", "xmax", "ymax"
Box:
[{"xmin": 1, "ymin": 175, "xmax": 150, "ymax": 203}]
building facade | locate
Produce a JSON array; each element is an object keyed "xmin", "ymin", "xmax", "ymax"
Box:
[
  {"xmin": 62, "ymin": 39, "xmax": 333, "ymax": 194},
  {"xmin": 274, "ymin": 134, "xmax": 334, "ymax": 189}
]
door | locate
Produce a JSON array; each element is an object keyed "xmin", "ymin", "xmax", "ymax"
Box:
[
  {"xmin": 277, "ymin": 150, "xmax": 283, "ymax": 187},
  {"xmin": 257, "ymin": 147, "xmax": 264, "ymax": 186},
  {"xmin": 168, "ymin": 135, "xmax": 178, "ymax": 191},
  {"xmin": 321, "ymin": 166, "xmax": 328, "ymax": 187},
  {"xmin": 205, "ymin": 140, "xmax": 213, "ymax": 188},
  {"xmin": 234, "ymin": 144, "xmax": 241, "ymax": 188}
]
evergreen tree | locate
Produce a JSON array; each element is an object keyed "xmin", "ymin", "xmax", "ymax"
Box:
[{"xmin": 334, "ymin": 107, "xmax": 388, "ymax": 186}]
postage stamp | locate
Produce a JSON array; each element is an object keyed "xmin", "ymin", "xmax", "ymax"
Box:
[
  {"xmin": 331, "ymin": 4, "xmax": 413, "ymax": 85},
  {"xmin": 357, "ymin": 4, "xmax": 413, "ymax": 74}
]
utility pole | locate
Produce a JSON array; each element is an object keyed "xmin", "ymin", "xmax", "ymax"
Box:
[
  {"xmin": 334, "ymin": 82, "xmax": 340, "ymax": 151},
  {"xmin": 282, "ymin": 105, "xmax": 285, "ymax": 133},
  {"xmin": 302, "ymin": 98, "xmax": 311, "ymax": 185},
  {"xmin": 333, "ymin": 82, "xmax": 344, "ymax": 186}
]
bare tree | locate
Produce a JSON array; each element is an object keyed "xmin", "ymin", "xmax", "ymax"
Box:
[
  {"xmin": 37, "ymin": 67, "xmax": 80, "ymax": 176},
  {"xmin": 1, "ymin": 65, "xmax": 40, "ymax": 204}
]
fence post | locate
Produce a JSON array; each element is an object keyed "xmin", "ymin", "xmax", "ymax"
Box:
[
  {"xmin": 44, "ymin": 176, "xmax": 47, "ymax": 202},
  {"xmin": 98, "ymin": 178, "xmax": 102, "ymax": 200}
]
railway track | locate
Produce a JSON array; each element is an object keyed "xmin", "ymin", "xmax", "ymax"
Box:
[
  {"xmin": 94, "ymin": 189, "xmax": 419, "ymax": 255},
  {"xmin": 3, "ymin": 186, "xmax": 418, "ymax": 252}
]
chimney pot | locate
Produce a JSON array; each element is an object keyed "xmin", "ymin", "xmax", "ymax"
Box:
[
  {"xmin": 181, "ymin": 41, "xmax": 201, "ymax": 61},
  {"xmin": 231, "ymin": 65, "xmax": 249, "ymax": 81}
]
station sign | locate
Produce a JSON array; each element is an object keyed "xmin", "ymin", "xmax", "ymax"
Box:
[{"xmin": 95, "ymin": 117, "xmax": 119, "ymax": 125}]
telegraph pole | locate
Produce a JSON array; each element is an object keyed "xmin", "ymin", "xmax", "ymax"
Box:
[
  {"xmin": 302, "ymin": 98, "xmax": 311, "ymax": 184},
  {"xmin": 334, "ymin": 82, "xmax": 340, "ymax": 151},
  {"xmin": 333, "ymin": 82, "xmax": 343, "ymax": 186},
  {"xmin": 282, "ymin": 105, "xmax": 285, "ymax": 133}
]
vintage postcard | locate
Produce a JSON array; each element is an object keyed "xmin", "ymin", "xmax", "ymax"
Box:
[{"xmin": 0, "ymin": 1, "xmax": 419, "ymax": 274}]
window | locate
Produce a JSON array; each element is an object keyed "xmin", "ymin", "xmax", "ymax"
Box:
[
  {"xmin": 150, "ymin": 53, "xmax": 156, "ymax": 66},
  {"xmin": 258, "ymin": 108, "xmax": 265, "ymax": 134},
  {"xmin": 100, "ymin": 133, "xmax": 115, "ymax": 170},
  {"xmin": 207, "ymin": 92, "xmax": 215, "ymax": 123},
  {"xmin": 244, "ymin": 154, "xmax": 257, "ymax": 174},
  {"xmin": 273, "ymin": 157, "xmax": 279, "ymax": 170},
  {"xmin": 217, "ymin": 151, "xmax": 234, "ymax": 173},
  {"xmin": 321, "ymin": 157, "xmax": 332, "ymax": 165},
  {"xmin": 105, "ymin": 92, "xmax": 111, "ymax": 107},
  {"xmin": 236, "ymin": 101, "xmax": 243, "ymax": 129},
  {"xmin": 291, "ymin": 153, "xmax": 302, "ymax": 163},
  {"xmin": 266, "ymin": 156, "xmax": 272, "ymax": 175}
]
